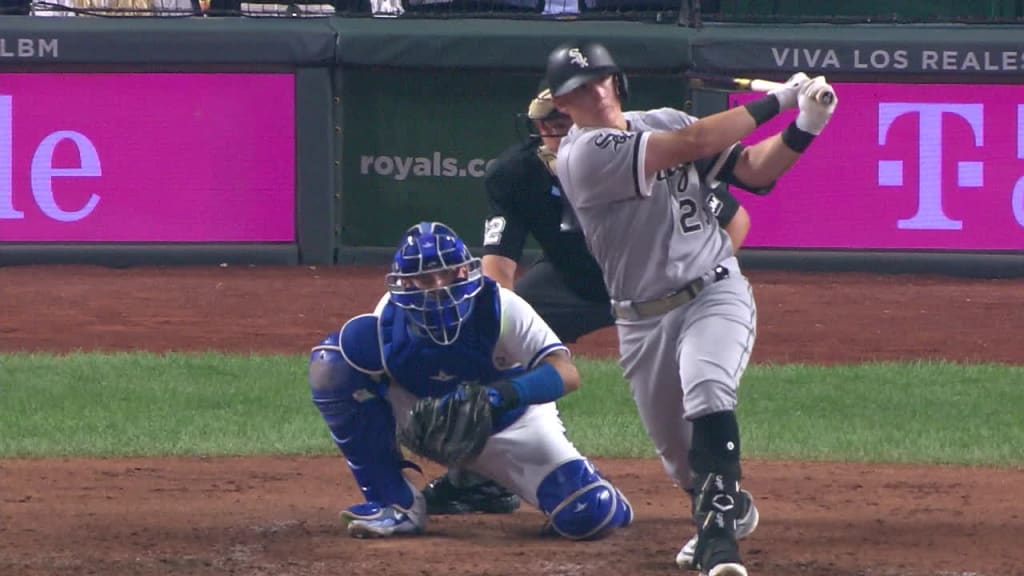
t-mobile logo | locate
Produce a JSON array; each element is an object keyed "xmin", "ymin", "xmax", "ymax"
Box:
[
  {"xmin": 877, "ymin": 103, "xmax": 985, "ymax": 231},
  {"xmin": 0, "ymin": 95, "xmax": 103, "ymax": 223}
]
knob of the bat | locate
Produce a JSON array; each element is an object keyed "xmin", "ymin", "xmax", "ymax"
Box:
[{"xmin": 819, "ymin": 90, "xmax": 835, "ymax": 106}]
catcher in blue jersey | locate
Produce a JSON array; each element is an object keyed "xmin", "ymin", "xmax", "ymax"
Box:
[{"xmin": 307, "ymin": 221, "xmax": 633, "ymax": 540}]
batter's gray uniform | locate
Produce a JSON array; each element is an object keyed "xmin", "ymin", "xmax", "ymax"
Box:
[{"xmin": 556, "ymin": 107, "xmax": 757, "ymax": 491}]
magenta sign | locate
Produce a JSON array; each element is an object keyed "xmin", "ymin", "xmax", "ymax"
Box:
[
  {"xmin": 730, "ymin": 83, "xmax": 1024, "ymax": 251},
  {"xmin": 0, "ymin": 73, "xmax": 294, "ymax": 242}
]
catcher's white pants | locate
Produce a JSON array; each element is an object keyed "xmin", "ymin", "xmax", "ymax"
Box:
[{"xmin": 389, "ymin": 385, "xmax": 581, "ymax": 509}]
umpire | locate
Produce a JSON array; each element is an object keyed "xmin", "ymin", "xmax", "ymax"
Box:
[{"xmin": 423, "ymin": 82, "xmax": 752, "ymax": 515}]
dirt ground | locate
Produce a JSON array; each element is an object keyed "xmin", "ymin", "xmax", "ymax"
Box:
[{"xmin": 2, "ymin": 265, "xmax": 1023, "ymax": 576}]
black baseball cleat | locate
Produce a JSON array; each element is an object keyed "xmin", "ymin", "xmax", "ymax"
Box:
[
  {"xmin": 696, "ymin": 529, "xmax": 747, "ymax": 576},
  {"xmin": 677, "ymin": 489, "xmax": 759, "ymax": 568},
  {"xmin": 422, "ymin": 474, "xmax": 521, "ymax": 515}
]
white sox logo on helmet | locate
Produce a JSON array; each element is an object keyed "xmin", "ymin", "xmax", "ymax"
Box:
[{"xmin": 568, "ymin": 48, "xmax": 589, "ymax": 68}]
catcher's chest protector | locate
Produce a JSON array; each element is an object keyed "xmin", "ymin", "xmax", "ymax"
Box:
[{"xmin": 380, "ymin": 280, "xmax": 512, "ymax": 399}]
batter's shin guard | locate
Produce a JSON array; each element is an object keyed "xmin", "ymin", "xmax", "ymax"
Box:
[
  {"xmin": 689, "ymin": 411, "xmax": 745, "ymax": 572},
  {"xmin": 690, "ymin": 472, "xmax": 744, "ymax": 574},
  {"xmin": 692, "ymin": 471, "xmax": 741, "ymax": 537}
]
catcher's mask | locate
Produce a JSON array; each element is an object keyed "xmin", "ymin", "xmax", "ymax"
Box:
[
  {"xmin": 386, "ymin": 221, "xmax": 484, "ymax": 346},
  {"xmin": 544, "ymin": 41, "xmax": 629, "ymax": 103}
]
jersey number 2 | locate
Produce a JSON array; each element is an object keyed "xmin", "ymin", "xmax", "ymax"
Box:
[{"xmin": 677, "ymin": 198, "xmax": 703, "ymax": 234}]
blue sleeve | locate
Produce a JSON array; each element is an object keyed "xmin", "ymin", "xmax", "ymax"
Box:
[{"xmin": 308, "ymin": 325, "xmax": 413, "ymax": 509}]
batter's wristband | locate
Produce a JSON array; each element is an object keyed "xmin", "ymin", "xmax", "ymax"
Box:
[
  {"xmin": 781, "ymin": 121, "xmax": 816, "ymax": 153},
  {"xmin": 742, "ymin": 95, "xmax": 780, "ymax": 127}
]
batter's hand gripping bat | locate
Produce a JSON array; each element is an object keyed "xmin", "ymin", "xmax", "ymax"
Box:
[{"xmin": 687, "ymin": 73, "xmax": 835, "ymax": 106}]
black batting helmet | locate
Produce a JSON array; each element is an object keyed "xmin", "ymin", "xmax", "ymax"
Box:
[{"xmin": 544, "ymin": 42, "xmax": 629, "ymax": 102}]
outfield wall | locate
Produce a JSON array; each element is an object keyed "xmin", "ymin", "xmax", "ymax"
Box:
[{"xmin": 1, "ymin": 17, "xmax": 1021, "ymax": 276}]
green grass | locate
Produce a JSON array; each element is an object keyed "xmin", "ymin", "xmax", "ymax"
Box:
[
  {"xmin": 0, "ymin": 353, "xmax": 323, "ymax": 456},
  {"xmin": 2, "ymin": 353, "xmax": 1022, "ymax": 467},
  {"xmin": 561, "ymin": 359, "xmax": 1024, "ymax": 467},
  {"xmin": 734, "ymin": 362, "xmax": 1024, "ymax": 466}
]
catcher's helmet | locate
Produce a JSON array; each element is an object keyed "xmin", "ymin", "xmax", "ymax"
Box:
[
  {"xmin": 544, "ymin": 42, "xmax": 629, "ymax": 102},
  {"xmin": 386, "ymin": 221, "xmax": 483, "ymax": 345}
]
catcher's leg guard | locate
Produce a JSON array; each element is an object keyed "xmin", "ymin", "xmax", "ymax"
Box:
[
  {"xmin": 536, "ymin": 459, "xmax": 632, "ymax": 541},
  {"xmin": 309, "ymin": 326, "xmax": 414, "ymax": 509}
]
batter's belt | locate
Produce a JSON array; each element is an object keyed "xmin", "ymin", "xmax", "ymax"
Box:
[{"xmin": 610, "ymin": 264, "xmax": 731, "ymax": 321}]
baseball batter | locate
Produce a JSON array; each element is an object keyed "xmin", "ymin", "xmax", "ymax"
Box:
[
  {"xmin": 545, "ymin": 42, "xmax": 837, "ymax": 575},
  {"xmin": 307, "ymin": 221, "xmax": 633, "ymax": 541},
  {"xmin": 424, "ymin": 82, "xmax": 754, "ymax": 517}
]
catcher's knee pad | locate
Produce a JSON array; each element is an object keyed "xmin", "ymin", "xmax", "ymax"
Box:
[
  {"xmin": 309, "ymin": 315, "xmax": 384, "ymax": 394},
  {"xmin": 308, "ymin": 319, "xmax": 413, "ymax": 508},
  {"xmin": 537, "ymin": 459, "xmax": 632, "ymax": 540}
]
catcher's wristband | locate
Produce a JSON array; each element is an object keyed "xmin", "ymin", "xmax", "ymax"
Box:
[
  {"xmin": 488, "ymin": 379, "xmax": 521, "ymax": 412},
  {"xmin": 742, "ymin": 95, "xmax": 781, "ymax": 127},
  {"xmin": 489, "ymin": 362, "xmax": 565, "ymax": 411},
  {"xmin": 781, "ymin": 121, "xmax": 815, "ymax": 153}
]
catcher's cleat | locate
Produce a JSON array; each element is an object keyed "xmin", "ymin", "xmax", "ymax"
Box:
[
  {"xmin": 676, "ymin": 489, "xmax": 759, "ymax": 570},
  {"xmin": 423, "ymin": 473, "xmax": 521, "ymax": 515},
  {"xmin": 341, "ymin": 500, "xmax": 426, "ymax": 538}
]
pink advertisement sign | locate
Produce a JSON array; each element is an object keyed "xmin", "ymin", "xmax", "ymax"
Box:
[
  {"xmin": 729, "ymin": 83, "xmax": 1024, "ymax": 251},
  {"xmin": 0, "ymin": 73, "xmax": 294, "ymax": 243}
]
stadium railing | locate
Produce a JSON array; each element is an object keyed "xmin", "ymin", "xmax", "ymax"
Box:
[{"xmin": 6, "ymin": 0, "xmax": 1022, "ymax": 23}]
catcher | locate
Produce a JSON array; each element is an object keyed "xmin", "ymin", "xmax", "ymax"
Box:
[{"xmin": 307, "ymin": 220, "xmax": 633, "ymax": 540}]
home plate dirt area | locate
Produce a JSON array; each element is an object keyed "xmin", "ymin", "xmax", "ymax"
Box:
[{"xmin": 2, "ymin": 265, "xmax": 1022, "ymax": 576}]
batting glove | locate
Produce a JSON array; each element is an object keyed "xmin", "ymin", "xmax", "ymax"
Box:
[
  {"xmin": 768, "ymin": 72, "xmax": 810, "ymax": 111},
  {"xmin": 796, "ymin": 76, "xmax": 838, "ymax": 135}
]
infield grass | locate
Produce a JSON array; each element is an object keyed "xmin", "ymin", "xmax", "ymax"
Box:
[{"xmin": 1, "ymin": 353, "xmax": 1021, "ymax": 467}]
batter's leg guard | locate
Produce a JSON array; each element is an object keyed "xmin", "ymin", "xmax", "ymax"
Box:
[
  {"xmin": 688, "ymin": 411, "xmax": 747, "ymax": 576},
  {"xmin": 676, "ymin": 488, "xmax": 759, "ymax": 569},
  {"xmin": 689, "ymin": 475, "xmax": 748, "ymax": 576},
  {"xmin": 536, "ymin": 459, "xmax": 633, "ymax": 541}
]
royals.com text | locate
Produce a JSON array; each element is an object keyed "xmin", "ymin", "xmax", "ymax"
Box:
[{"xmin": 360, "ymin": 153, "xmax": 497, "ymax": 181}]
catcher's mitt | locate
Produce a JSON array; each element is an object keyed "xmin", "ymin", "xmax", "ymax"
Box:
[{"xmin": 398, "ymin": 384, "xmax": 494, "ymax": 467}]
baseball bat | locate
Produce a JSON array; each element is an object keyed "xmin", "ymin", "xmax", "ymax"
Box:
[{"xmin": 687, "ymin": 73, "xmax": 835, "ymax": 106}]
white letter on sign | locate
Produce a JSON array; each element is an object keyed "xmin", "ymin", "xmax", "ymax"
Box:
[
  {"xmin": 878, "ymin": 103, "xmax": 984, "ymax": 231},
  {"xmin": 31, "ymin": 131, "xmax": 102, "ymax": 223}
]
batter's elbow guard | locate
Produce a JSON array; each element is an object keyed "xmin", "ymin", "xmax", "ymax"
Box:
[{"xmin": 536, "ymin": 459, "xmax": 633, "ymax": 540}]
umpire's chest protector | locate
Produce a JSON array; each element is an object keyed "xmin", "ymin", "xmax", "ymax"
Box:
[{"xmin": 379, "ymin": 281, "xmax": 510, "ymax": 399}]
